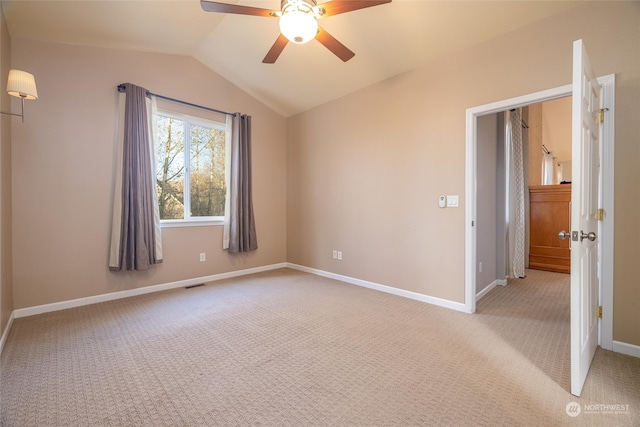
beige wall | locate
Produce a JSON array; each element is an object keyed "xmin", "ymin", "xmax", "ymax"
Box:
[
  {"xmin": 528, "ymin": 98, "xmax": 572, "ymax": 186},
  {"xmin": 0, "ymin": 7, "xmax": 13, "ymax": 333},
  {"xmin": 542, "ymin": 97, "xmax": 572, "ymax": 163},
  {"xmin": 528, "ymin": 103, "xmax": 543, "ymax": 186},
  {"xmin": 287, "ymin": 2, "xmax": 640, "ymax": 345},
  {"xmin": 476, "ymin": 114, "xmax": 497, "ymax": 294},
  {"xmin": 11, "ymin": 40, "xmax": 287, "ymax": 309}
]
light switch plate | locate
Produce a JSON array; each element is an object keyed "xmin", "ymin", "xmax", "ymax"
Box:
[{"xmin": 447, "ymin": 195, "xmax": 459, "ymax": 207}]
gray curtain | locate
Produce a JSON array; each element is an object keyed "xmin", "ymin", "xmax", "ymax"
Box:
[
  {"xmin": 224, "ymin": 113, "xmax": 258, "ymax": 253},
  {"xmin": 109, "ymin": 83, "xmax": 163, "ymax": 271}
]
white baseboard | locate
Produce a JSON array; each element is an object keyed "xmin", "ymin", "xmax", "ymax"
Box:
[
  {"xmin": 0, "ymin": 310, "xmax": 15, "ymax": 354},
  {"xmin": 476, "ymin": 280, "xmax": 496, "ymax": 301},
  {"xmin": 8, "ymin": 262, "xmax": 638, "ymax": 361},
  {"xmin": 475, "ymin": 279, "xmax": 507, "ymax": 301},
  {"xmin": 287, "ymin": 263, "xmax": 467, "ymax": 313},
  {"xmin": 612, "ymin": 340, "xmax": 640, "ymax": 359},
  {"xmin": 13, "ymin": 263, "xmax": 288, "ymax": 319}
]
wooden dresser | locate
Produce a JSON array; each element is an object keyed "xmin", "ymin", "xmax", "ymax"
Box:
[{"xmin": 529, "ymin": 184, "xmax": 571, "ymax": 274}]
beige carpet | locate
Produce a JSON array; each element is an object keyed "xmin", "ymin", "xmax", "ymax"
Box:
[{"xmin": 1, "ymin": 268, "xmax": 639, "ymax": 426}]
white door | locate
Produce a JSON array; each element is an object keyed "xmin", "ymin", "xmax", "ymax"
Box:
[{"xmin": 570, "ymin": 39, "xmax": 601, "ymax": 397}]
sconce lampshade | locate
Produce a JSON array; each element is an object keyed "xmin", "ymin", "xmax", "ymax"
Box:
[{"xmin": 7, "ymin": 69, "xmax": 38, "ymax": 100}]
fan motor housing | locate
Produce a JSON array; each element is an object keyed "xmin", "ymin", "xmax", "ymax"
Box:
[
  {"xmin": 279, "ymin": 0, "xmax": 319, "ymax": 44},
  {"xmin": 281, "ymin": 0, "xmax": 317, "ymax": 14}
]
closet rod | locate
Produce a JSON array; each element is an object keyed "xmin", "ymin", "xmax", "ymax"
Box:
[{"xmin": 117, "ymin": 84, "xmax": 232, "ymax": 116}]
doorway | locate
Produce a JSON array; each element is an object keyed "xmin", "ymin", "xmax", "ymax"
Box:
[
  {"xmin": 476, "ymin": 97, "xmax": 573, "ymax": 291},
  {"xmin": 463, "ymin": 78, "xmax": 615, "ymax": 353}
]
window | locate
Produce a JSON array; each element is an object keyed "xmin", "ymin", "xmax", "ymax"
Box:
[{"xmin": 155, "ymin": 112, "xmax": 227, "ymax": 224}]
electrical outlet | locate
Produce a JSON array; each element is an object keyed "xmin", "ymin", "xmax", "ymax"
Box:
[
  {"xmin": 332, "ymin": 250, "xmax": 338, "ymax": 259},
  {"xmin": 479, "ymin": 261, "xmax": 483, "ymax": 273},
  {"xmin": 337, "ymin": 251, "xmax": 343, "ymax": 260},
  {"xmin": 199, "ymin": 253, "xmax": 206, "ymax": 262}
]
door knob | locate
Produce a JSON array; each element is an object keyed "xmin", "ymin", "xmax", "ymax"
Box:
[
  {"xmin": 558, "ymin": 230, "xmax": 570, "ymax": 240},
  {"xmin": 580, "ymin": 231, "xmax": 597, "ymax": 242}
]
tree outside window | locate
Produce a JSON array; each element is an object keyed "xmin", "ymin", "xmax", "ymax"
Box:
[{"xmin": 156, "ymin": 113, "xmax": 226, "ymax": 221}]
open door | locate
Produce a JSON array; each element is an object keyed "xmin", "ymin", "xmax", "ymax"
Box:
[{"xmin": 570, "ymin": 39, "xmax": 600, "ymax": 397}]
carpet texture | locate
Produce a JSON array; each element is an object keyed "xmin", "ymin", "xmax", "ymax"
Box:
[{"xmin": 1, "ymin": 268, "xmax": 639, "ymax": 426}]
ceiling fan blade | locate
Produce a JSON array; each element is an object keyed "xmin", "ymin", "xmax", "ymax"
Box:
[
  {"xmin": 263, "ymin": 34, "xmax": 289, "ymax": 64},
  {"xmin": 200, "ymin": 1, "xmax": 277, "ymax": 17},
  {"xmin": 317, "ymin": 0, "xmax": 391, "ymax": 18},
  {"xmin": 315, "ymin": 26, "xmax": 355, "ymax": 62}
]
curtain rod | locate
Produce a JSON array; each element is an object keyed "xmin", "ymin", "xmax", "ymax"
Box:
[{"xmin": 117, "ymin": 84, "xmax": 232, "ymax": 116}]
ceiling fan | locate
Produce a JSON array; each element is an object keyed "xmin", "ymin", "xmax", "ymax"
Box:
[{"xmin": 200, "ymin": 0, "xmax": 392, "ymax": 63}]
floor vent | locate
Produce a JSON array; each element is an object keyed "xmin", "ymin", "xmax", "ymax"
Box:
[{"xmin": 185, "ymin": 283, "xmax": 205, "ymax": 289}]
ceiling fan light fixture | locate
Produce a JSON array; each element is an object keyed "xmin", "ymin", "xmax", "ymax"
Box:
[
  {"xmin": 200, "ymin": 0, "xmax": 390, "ymax": 63},
  {"xmin": 279, "ymin": 10, "xmax": 318, "ymax": 44}
]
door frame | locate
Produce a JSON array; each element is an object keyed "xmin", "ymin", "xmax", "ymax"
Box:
[{"xmin": 464, "ymin": 75, "xmax": 615, "ymax": 351}]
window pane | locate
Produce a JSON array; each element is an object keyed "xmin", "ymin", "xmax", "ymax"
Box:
[
  {"xmin": 156, "ymin": 116, "xmax": 185, "ymax": 220},
  {"xmin": 189, "ymin": 124, "xmax": 226, "ymax": 217}
]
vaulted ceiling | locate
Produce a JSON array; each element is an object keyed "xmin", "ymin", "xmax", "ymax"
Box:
[{"xmin": 1, "ymin": 0, "xmax": 581, "ymax": 117}]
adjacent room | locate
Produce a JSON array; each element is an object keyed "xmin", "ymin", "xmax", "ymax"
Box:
[{"xmin": 1, "ymin": 1, "xmax": 639, "ymax": 425}]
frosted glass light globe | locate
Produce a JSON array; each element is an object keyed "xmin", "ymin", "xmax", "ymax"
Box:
[{"xmin": 279, "ymin": 11, "xmax": 318, "ymax": 44}]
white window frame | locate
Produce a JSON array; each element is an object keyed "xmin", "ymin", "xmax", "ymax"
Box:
[{"xmin": 156, "ymin": 110, "xmax": 227, "ymax": 228}]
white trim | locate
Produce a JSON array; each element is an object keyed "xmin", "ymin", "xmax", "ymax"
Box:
[
  {"xmin": 13, "ymin": 263, "xmax": 287, "ymax": 319},
  {"xmin": 6, "ymin": 261, "xmax": 633, "ymax": 358},
  {"xmin": 598, "ymin": 74, "xmax": 615, "ymax": 351},
  {"xmin": 157, "ymin": 109, "xmax": 226, "ymax": 131},
  {"xmin": 612, "ymin": 341, "xmax": 640, "ymax": 359},
  {"xmin": 465, "ymin": 83, "xmax": 572, "ymax": 314},
  {"xmin": 160, "ymin": 219, "xmax": 224, "ymax": 228},
  {"xmin": 0, "ymin": 310, "xmax": 15, "ymax": 354},
  {"xmin": 287, "ymin": 263, "xmax": 468, "ymax": 313},
  {"xmin": 475, "ymin": 279, "xmax": 506, "ymax": 301},
  {"xmin": 465, "ymin": 76, "xmax": 614, "ymax": 351},
  {"xmin": 13, "ymin": 262, "xmax": 467, "ymax": 323},
  {"xmin": 464, "ymin": 110, "xmax": 477, "ymax": 313}
]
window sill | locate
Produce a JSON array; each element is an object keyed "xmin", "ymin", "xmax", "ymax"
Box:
[{"xmin": 160, "ymin": 219, "xmax": 224, "ymax": 228}]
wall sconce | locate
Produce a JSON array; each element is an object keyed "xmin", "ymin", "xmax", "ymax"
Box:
[{"xmin": 0, "ymin": 69, "xmax": 38, "ymax": 123}]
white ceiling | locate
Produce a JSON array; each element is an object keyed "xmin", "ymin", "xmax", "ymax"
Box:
[{"xmin": 1, "ymin": 0, "xmax": 581, "ymax": 117}]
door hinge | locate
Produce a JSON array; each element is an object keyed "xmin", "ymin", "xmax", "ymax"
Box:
[
  {"xmin": 597, "ymin": 305, "xmax": 603, "ymax": 319},
  {"xmin": 596, "ymin": 208, "xmax": 604, "ymax": 221},
  {"xmin": 598, "ymin": 108, "xmax": 609, "ymax": 124}
]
